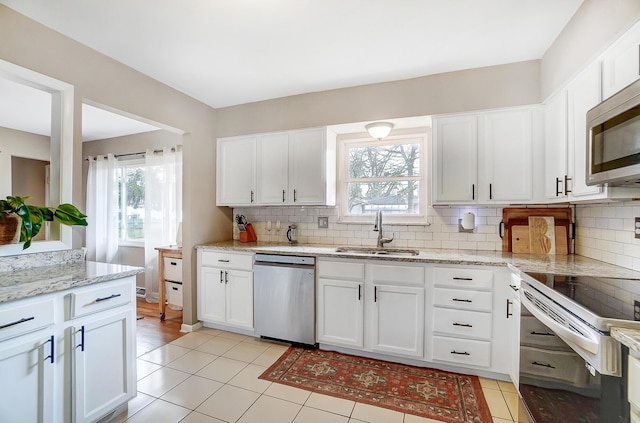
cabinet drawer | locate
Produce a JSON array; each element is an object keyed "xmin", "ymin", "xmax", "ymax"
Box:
[
  {"xmin": 318, "ymin": 260, "xmax": 364, "ymax": 281},
  {"xmin": 0, "ymin": 297, "xmax": 56, "ymax": 341},
  {"xmin": 520, "ymin": 315, "xmax": 569, "ymax": 349},
  {"xmin": 433, "ymin": 287, "xmax": 493, "ymax": 312},
  {"xmin": 520, "ymin": 346, "xmax": 590, "ymax": 386},
  {"xmin": 432, "ymin": 336, "xmax": 491, "ymax": 367},
  {"xmin": 163, "ymin": 257, "xmax": 183, "ymax": 282},
  {"xmin": 434, "ymin": 267, "xmax": 493, "ymax": 291},
  {"xmin": 630, "ymin": 355, "xmax": 640, "ymax": 408},
  {"xmin": 200, "ymin": 251, "xmax": 253, "ymax": 270},
  {"xmin": 371, "ymin": 264, "xmax": 424, "ymax": 285},
  {"xmin": 69, "ymin": 279, "xmax": 132, "ymax": 319},
  {"xmin": 433, "ymin": 308, "xmax": 492, "ymax": 340}
]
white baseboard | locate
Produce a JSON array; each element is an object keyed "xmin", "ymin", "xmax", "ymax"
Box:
[{"xmin": 180, "ymin": 321, "xmax": 203, "ymax": 333}]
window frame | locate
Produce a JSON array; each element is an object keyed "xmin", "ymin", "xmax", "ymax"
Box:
[
  {"xmin": 337, "ymin": 131, "xmax": 428, "ymax": 225},
  {"xmin": 117, "ymin": 158, "xmax": 145, "ymax": 247}
]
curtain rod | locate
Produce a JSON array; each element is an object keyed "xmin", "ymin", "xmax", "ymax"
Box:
[{"xmin": 85, "ymin": 146, "xmax": 179, "ymax": 161}]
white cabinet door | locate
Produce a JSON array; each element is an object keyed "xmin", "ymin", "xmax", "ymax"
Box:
[
  {"xmin": 198, "ymin": 267, "xmax": 227, "ymax": 324},
  {"xmin": 216, "ymin": 136, "xmax": 257, "ymax": 206},
  {"xmin": 480, "ymin": 108, "xmax": 533, "ymax": 202},
  {"xmin": 602, "ymin": 23, "xmax": 640, "ymax": 99},
  {"xmin": 0, "ymin": 332, "xmax": 55, "ymax": 423},
  {"xmin": 544, "ymin": 91, "xmax": 568, "ymax": 199},
  {"xmin": 568, "ymin": 62, "xmax": 603, "ymax": 198},
  {"xmin": 317, "ymin": 278, "xmax": 364, "ymax": 348},
  {"xmin": 256, "ymin": 132, "xmax": 289, "ymax": 205},
  {"xmin": 290, "ymin": 128, "xmax": 328, "ymax": 204},
  {"xmin": 72, "ymin": 308, "xmax": 136, "ymax": 423},
  {"xmin": 371, "ymin": 285, "xmax": 424, "ymax": 357},
  {"xmin": 225, "ymin": 269, "xmax": 253, "ymax": 329},
  {"xmin": 433, "ymin": 115, "xmax": 478, "ymax": 203}
]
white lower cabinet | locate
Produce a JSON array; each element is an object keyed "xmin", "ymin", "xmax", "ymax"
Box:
[
  {"xmin": 197, "ymin": 250, "xmax": 254, "ymax": 331},
  {"xmin": 0, "ymin": 276, "xmax": 137, "ymax": 423},
  {"xmin": 629, "ymin": 354, "xmax": 640, "ymax": 422},
  {"xmin": 317, "ymin": 278, "xmax": 364, "ymax": 348}
]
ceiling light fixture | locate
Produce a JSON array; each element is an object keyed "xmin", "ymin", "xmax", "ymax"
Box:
[{"xmin": 365, "ymin": 122, "xmax": 394, "ymax": 141}]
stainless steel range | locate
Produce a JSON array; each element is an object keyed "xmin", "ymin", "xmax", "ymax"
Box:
[{"xmin": 517, "ymin": 271, "xmax": 640, "ymax": 423}]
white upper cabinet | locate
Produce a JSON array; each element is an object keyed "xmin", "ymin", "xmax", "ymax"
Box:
[
  {"xmin": 217, "ymin": 136, "xmax": 257, "ymax": 206},
  {"xmin": 433, "ymin": 106, "xmax": 540, "ymax": 205},
  {"xmin": 544, "ymin": 91, "xmax": 569, "ymax": 200},
  {"xmin": 218, "ymin": 127, "xmax": 336, "ymax": 206},
  {"xmin": 602, "ymin": 23, "xmax": 640, "ymax": 99}
]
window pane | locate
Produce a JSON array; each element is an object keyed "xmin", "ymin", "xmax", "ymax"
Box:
[
  {"xmin": 122, "ymin": 166, "xmax": 145, "ymax": 240},
  {"xmin": 346, "ymin": 181, "xmax": 420, "ymax": 215},
  {"xmin": 349, "ymin": 143, "xmax": 420, "ymax": 178}
]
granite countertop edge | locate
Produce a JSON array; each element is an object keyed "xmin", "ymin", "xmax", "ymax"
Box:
[
  {"xmin": 196, "ymin": 241, "xmax": 640, "ymax": 280},
  {"xmin": 0, "ymin": 260, "xmax": 144, "ymax": 304},
  {"xmin": 611, "ymin": 327, "xmax": 640, "ymax": 353}
]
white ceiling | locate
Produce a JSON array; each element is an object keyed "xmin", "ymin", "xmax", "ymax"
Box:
[{"xmin": 1, "ymin": 0, "xmax": 583, "ymax": 109}]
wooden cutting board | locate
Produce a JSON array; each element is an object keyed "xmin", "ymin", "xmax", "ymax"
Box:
[
  {"xmin": 511, "ymin": 222, "xmax": 569, "ymax": 254},
  {"xmin": 502, "ymin": 208, "xmax": 572, "ymax": 253},
  {"xmin": 528, "ymin": 216, "xmax": 556, "ymax": 254}
]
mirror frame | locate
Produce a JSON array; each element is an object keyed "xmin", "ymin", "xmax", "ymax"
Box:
[{"xmin": 0, "ymin": 59, "xmax": 75, "ymax": 256}]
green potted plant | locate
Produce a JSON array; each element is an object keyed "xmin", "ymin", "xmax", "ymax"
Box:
[{"xmin": 0, "ymin": 195, "xmax": 88, "ymax": 249}]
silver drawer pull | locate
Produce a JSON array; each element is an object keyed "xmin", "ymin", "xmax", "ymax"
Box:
[
  {"xmin": 451, "ymin": 350, "xmax": 470, "ymax": 355},
  {"xmin": 453, "ymin": 322, "xmax": 473, "ymax": 327},
  {"xmin": 452, "ymin": 298, "xmax": 472, "ymax": 303},
  {"xmin": 0, "ymin": 316, "xmax": 35, "ymax": 330},
  {"xmin": 531, "ymin": 331, "xmax": 555, "ymax": 337},
  {"xmin": 532, "ymin": 361, "xmax": 555, "ymax": 369},
  {"xmin": 95, "ymin": 293, "xmax": 121, "ymax": 302},
  {"xmin": 453, "ymin": 277, "xmax": 473, "ymax": 281}
]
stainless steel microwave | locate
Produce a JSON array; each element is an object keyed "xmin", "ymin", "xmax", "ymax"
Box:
[{"xmin": 587, "ymin": 77, "xmax": 640, "ymax": 186}]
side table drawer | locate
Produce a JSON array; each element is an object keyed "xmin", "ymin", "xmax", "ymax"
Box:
[{"xmin": 164, "ymin": 257, "xmax": 183, "ymax": 282}]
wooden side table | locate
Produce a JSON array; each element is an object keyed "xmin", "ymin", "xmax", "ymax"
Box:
[{"xmin": 155, "ymin": 245, "xmax": 182, "ymax": 321}]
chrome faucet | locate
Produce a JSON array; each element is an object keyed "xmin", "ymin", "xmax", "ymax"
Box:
[{"xmin": 373, "ymin": 210, "xmax": 394, "ymax": 248}]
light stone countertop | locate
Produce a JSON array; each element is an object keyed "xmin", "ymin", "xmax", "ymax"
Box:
[
  {"xmin": 0, "ymin": 259, "xmax": 143, "ymax": 304},
  {"xmin": 611, "ymin": 327, "xmax": 640, "ymax": 353},
  {"xmin": 196, "ymin": 241, "xmax": 640, "ymax": 280}
]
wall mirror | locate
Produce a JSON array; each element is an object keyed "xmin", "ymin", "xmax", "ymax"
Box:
[{"xmin": 0, "ymin": 59, "xmax": 74, "ymax": 256}]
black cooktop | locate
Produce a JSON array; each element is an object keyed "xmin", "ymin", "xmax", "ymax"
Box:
[{"xmin": 525, "ymin": 272, "xmax": 640, "ymax": 321}]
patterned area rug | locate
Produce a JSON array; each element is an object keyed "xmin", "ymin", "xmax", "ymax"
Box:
[{"xmin": 259, "ymin": 347, "xmax": 492, "ymax": 423}]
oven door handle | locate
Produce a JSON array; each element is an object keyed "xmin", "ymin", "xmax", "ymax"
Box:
[{"xmin": 521, "ymin": 290, "xmax": 599, "ymax": 355}]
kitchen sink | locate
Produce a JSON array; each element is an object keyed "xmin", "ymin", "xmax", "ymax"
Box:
[{"xmin": 334, "ymin": 247, "xmax": 420, "ymax": 256}]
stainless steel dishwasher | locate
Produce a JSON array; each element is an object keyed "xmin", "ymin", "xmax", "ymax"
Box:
[{"xmin": 253, "ymin": 254, "xmax": 316, "ymax": 346}]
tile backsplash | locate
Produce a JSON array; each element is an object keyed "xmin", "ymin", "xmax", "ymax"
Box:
[{"xmin": 233, "ymin": 206, "xmax": 504, "ymax": 251}]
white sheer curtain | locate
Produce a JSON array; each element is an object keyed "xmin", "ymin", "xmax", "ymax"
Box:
[
  {"xmin": 144, "ymin": 147, "xmax": 183, "ymax": 302},
  {"xmin": 86, "ymin": 154, "xmax": 120, "ymax": 263}
]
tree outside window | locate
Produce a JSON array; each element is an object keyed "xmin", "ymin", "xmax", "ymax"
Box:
[{"xmin": 118, "ymin": 161, "xmax": 145, "ymax": 242}]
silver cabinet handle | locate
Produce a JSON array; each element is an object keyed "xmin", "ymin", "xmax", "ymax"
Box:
[
  {"xmin": 95, "ymin": 293, "xmax": 121, "ymax": 302},
  {"xmin": 0, "ymin": 316, "xmax": 35, "ymax": 330}
]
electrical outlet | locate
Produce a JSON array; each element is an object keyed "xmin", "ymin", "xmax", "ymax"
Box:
[
  {"xmin": 635, "ymin": 300, "xmax": 640, "ymax": 321},
  {"xmin": 318, "ymin": 216, "xmax": 329, "ymax": 229}
]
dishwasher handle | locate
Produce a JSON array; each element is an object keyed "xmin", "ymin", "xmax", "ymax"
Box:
[{"xmin": 254, "ymin": 261, "xmax": 315, "ymax": 271}]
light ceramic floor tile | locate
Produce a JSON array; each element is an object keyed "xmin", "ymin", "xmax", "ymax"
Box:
[
  {"xmin": 223, "ymin": 342, "xmax": 270, "ymax": 363},
  {"xmin": 305, "ymin": 392, "xmax": 355, "ymax": 417},
  {"xmin": 181, "ymin": 411, "xmax": 227, "ymax": 423},
  {"xmin": 216, "ymin": 331, "xmax": 249, "ymax": 341},
  {"xmin": 137, "ymin": 367, "xmax": 191, "ymax": 397},
  {"xmin": 125, "ymin": 399, "xmax": 191, "ymax": 423},
  {"xmin": 139, "ymin": 343, "xmax": 191, "ymax": 366},
  {"xmin": 253, "ymin": 347, "xmax": 287, "ymax": 367},
  {"xmin": 165, "ymin": 349, "xmax": 218, "ymax": 374},
  {"xmin": 228, "ymin": 363, "xmax": 272, "ymax": 393},
  {"xmin": 161, "ymin": 375, "xmax": 224, "ymax": 410},
  {"xmin": 137, "ymin": 358, "xmax": 163, "ymax": 380},
  {"xmin": 111, "ymin": 392, "xmax": 156, "ymax": 423},
  {"xmin": 196, "ymin": 356, "xmax": 248, "ymax": 383},
  {"xmin": 503, "ymin": 391, "xmax": 520, "ymax": 421},
  {"xmin": 195, "ymin": 327, "xmax": 223, "ymax": 336},
  {"xmin": 403, "ymin": 414, "xmax": 446, "ymax": 423},
  {"xmin": 170, "ymin": 332, "xmax": 215, "ymax": 349},
  {"xmin": 237, "ymin": 395, "xmax": 302, "ymax": 423},
  {"xmin": 196, "ymin": 336, "xmax": 242, "ymax": 356},
  {"xmin": 293, "ymin": 406, "xmax": 349, "ymax": 423},
  {"xmin": 350, "ymin": 402, "xmax": 404, "ymax": 423},
  {"xmin": 195, "ymin": 384, "xmax": 260, "ymax": 422},
  {"xmin": 482, "ymin": 388, "xmax": 513, "ymax": 421},
  {"xmin": 264, "ymin": 383, "xmax": 312, "ymax": 405},
  {"xmin": 498, "ymin": 380, "xmax": 517, "ymax": 393},
  {"xmin": 479, "ymin": 377, "xmax": 500, "ymax": 390}
]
